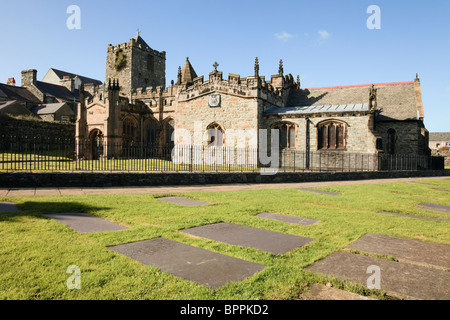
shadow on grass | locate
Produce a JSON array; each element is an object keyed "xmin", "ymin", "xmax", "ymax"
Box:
[{"xmin": 0, "ymin": 201, "xmax": 110, "ymax": 222}]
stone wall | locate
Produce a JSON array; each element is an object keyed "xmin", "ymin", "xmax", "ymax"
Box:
[
  {"xmin": 376, "ymin": 121, "xmax": 427, "ymax": 156},
  {"xmin": 0, "ymin": 170, "xmax": 448, "ymax": 188},
  {"xmin": 176, "ymin": 92, "xmax": 260, "ymax": 148},
  {"xmin": 0, "ymin": 115, "xmax": 75, "ymax": 140},
  {"xmin": 432, "ymin": 149, "xmax": 450, "ymax": 167},
  {"xmin": 261, "ymin": 115, "xmax": 377, "ymax": 154}
]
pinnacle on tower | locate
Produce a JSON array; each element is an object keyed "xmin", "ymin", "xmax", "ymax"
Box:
[
  {"xmin": 254, "ymin": 57, "xmax": 259, "ymax": 77},
  {"xmin": 279, "ymin": 59, "xmax": 284, "ymax": 76},
  {"xmin": 180, "ymin": 57, "xmax": 198, "ymax": 84}
]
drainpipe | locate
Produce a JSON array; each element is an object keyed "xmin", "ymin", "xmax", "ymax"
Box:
[{"xmin": 306, "ymin": 117, "xmax": 310, "ymax": 170}]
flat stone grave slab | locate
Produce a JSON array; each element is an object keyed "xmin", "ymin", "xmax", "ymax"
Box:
[
  {"xmin": 434, "ymin": 189, "xmax": 450, "ymax": 192},
  {"xmin": 256, "ymin": 212, "xmax": 319, "ymax": 225},
  {"xmin": 378, "ymin": 211, "xmax": 450, "ymax": 222},
  {"xmin": 306, "ymin": 251, "xmax": 450, "ymax": 300},
  {"xmin": 181, "ymin": 222, "xmax": 314, "ymax": 255},
  {"xmin": 346, "ymin": 233, "xmax": 450, "ymax": 270},
  {"xmin": 418, "ymin": 202, "xmax": 450, "ymax": 213},
  {"xmin": 45, "ymin": 213, "xmax": 128, "ymax": 233},
  {"xmin": 157, "ymin": 196, "xmax": 209, "ymax": 206},
  {"xmin": 298, "ymin": 188, "xmax": 342, "ymax": 196},
  {"xmin": 0, "ymin": 202, "xmax": 20, "ymax": 213},
  {"xmin": 108, "ymin": 238, "xmax": 265, "ymax": 289},
  {"xmin": 300, "ymin": 283, "xmax": 377, "ymax": 300}
]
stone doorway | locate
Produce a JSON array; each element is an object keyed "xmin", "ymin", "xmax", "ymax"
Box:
[{"xmin": 89, "ymin": 129, "xmax": 104, "ymax": 160}]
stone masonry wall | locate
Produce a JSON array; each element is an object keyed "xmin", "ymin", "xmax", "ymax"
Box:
[
  {"xmin": 0, "ymin": 115, "xmax": 75, "ymax": 140},
  {"xmin": 261, "ymin": 115, "xmax": 377, "ymax": 154},
  {"xmin": 176, "ymin": 93, "xmax": 260, "ymax": 148},
  {"xmin": 376, "ymin": 121, "xmax": 423, "ymax": 155}
]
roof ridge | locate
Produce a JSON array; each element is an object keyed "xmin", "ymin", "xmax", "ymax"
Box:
[{"xmin": 294, "ymin": 81, "xmax": 415, "ymax": 91}]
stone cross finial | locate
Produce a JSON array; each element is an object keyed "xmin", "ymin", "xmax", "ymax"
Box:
[
  {"xmin": 254, "ymin": 57, "xmax": 259, "ymax": 77},
  {"xmin": 213, "ymin": 61, "xmax": 219, "ymax": 71}
]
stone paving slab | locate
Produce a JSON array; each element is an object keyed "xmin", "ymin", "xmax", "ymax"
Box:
[
  {"xmin": 298, "ymin": 188, "xmax": 342, "ymax": 196},
  {"xmin": 0, "ymin": 202, "xmax": 20, "ymax": 213},
  {"xmin": 181, "ymin": 222, "xmax": 314, "ymax": 255},
  {"xmin": 108, "ymin": 237, "xmax": 266, "ymax": 289},
  {"xmin": 346, "ymin": 233, "xmax": 450, "ymax": 270},
  {"xmin": 378, "ymin": 211, "xmax": 450, "ymax": 222},
  {"xmin": 157, "ymin": 196, "xmax": 209, "ymax": 206},
  {"xmin": 300, "ymin": 283, "xmax": 377, "ymax": 300},
  {"xmin": 45, "ymin": 213, "xmax": 128, "ymax": 233},
  {"xmin": 418, "ymin": 202, "xmax": 450, "ymax": 213},
  {"xmin": 256, "ymin": 212, "xmax": 319, "ymax": 225},
  {"xmin": 5, "ymin": 189, "xmax": 36, "ymax": 197},
  {"xmin": 306, "ymin": 251, "xmax": 450, "ymax": 300}
]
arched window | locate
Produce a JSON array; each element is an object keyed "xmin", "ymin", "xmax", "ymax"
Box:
[
  {"xmin": 387, "ymin": 128, "xmax": 397, "ymax": 155},
  {"xmin": 318, "ymin": 120, "xmax": 347, "ymax": 150},
  {"xmin": 123, "ymin": 117, "xmax": 137, "ymax": 146},
  {"xmin": 145, "ymin": 118, "xmax": 158, "ymax": 147},
  {"xmin": 206, "ymin": 123, "xmax": 224, "ymax": 147},
  {"xmin": 272, "ymin": 122, "xmax": 297, "ymax": 149}
]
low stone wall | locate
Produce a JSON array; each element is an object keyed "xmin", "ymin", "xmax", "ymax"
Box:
[
  {"xmin": 0, "ymin": 170, "xmax": 449, "ymax": 188},
  {"xmin": 0, "ymin": 115, "xmax": 75, "ymax": 140}
]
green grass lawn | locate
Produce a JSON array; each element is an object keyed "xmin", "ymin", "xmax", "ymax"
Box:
[{"xmin": 0, "ymin": 179, "xmax": 449, "ymax": 300}]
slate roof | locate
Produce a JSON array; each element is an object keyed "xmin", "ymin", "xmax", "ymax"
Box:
[
  {"xmin": 49, "ymin": 68, "xmax": 102, "ymax": 86},
  {"xmin": 30, "ymin": 103, "xmax": 70, "ymax": 115},
  {"xmin": 133, "ymin": 34, "xmax": 152, "ymax": 50},
  {"xmin": 429, "ymin": 132, "xmax": 450, "ymax": 142},
  {"xmin": 34, "ymin": 81, "xmax": 79, "ymax": 102},
  {"xmin": 265, "ymin": 103, "xmax": 369, "ymax": 116},
  {"xmin": 0, "ymin": 83, "xmax": 41, "ymax": 104},
  {"xmin": 284, "ymin": 82, "xmax": 420, "ymax": 121}
]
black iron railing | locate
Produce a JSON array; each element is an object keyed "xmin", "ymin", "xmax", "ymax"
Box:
[{"xmin": 0, "ymin": 136, "xmax": 444, "ymax": 173}]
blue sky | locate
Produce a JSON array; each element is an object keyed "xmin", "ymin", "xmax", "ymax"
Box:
[{"xmin": 0, "ymin": 0, "xmax": 449, "ymax": 132}]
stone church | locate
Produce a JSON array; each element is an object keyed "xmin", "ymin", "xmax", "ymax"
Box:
[{"xmin": 75, "ymin": 34, "xmax": 430, "ymax": 162}]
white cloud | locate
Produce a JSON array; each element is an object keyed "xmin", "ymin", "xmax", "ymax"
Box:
[
  {"xmin": 275, "ymin": 31, "xmax": 294, "ymax": 42},
  {"xmin": 318, "ymin": 30, "xmax": 332, "ymax": 40}
]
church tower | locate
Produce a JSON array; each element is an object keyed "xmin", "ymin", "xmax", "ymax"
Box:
[{"xmin": 106, "ymin": 33, "xmax": 166, "ymax": 96}]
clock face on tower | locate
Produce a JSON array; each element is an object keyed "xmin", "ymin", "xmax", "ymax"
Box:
[{"xmin": 208, "ymin": 94, "xmax": 221, "ymax": 108}]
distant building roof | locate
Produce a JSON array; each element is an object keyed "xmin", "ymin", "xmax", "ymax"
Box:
[
  {"xmin": 286, "ymin": 81, "xmax": 420, "ymax": 121},
  {"xmin": 0, "ymin": 83, "xmax": 41, "ymax": 104},
  {"xmin": 429, "ymin": 132, "xmax": 450, "ymax": 141},
  {"xmin": 34, "ymin": 81, "xmax": 79, "ymax": 102},
  {"xmin": 30, "ymin": 103, "xmax": 71, "ymax": 115},
  {"xmin": 49, "ymin": 68, "xmax": 102, "ymax": 86},
  {"xmin": 0, "ymin": 100, "xmax": 35, "ymax": 116}
]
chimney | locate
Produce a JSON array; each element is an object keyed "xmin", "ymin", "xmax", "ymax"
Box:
[
  {"xmin": 21, "ymin": 69, "xmax": 37, "ymax": 87},
  {"xmin": 61, "ymin": 76, "xmax": 75, "ymax": 92},
  {"xmin": 7, "ymin": 78, "xmax": 16, "ymax": 86}
]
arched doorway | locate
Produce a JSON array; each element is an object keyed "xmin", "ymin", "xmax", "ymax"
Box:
[
  {"xmin": 206, "ymin": 122, "xmax": 225, "ymax": 147},
  {"xmin": 163, "ymin": 118, "xmax": 175, "ymax": 150},
  {"xmin": 89, "ymin": 129, "xmax": 104, "ymax": 160}
]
